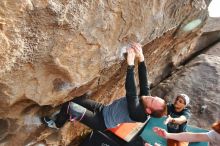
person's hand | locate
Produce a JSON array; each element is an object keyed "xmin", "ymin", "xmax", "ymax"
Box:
[
  {"xmin": 127, "ymin": 47, "xmax": 135, "ymax": 65},
  {"xmin": 153, "ymin": 127, "xmax": 168, "ymax": 139},
  {"xmin": 164, "ymin": 115, "xmax": 173, "ymax": 125},
  {"xmin": 131, "ymin": 42, "xmax": 144, "ymax": 62}
]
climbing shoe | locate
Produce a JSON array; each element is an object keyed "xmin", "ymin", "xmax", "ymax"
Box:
[{"xmin": 68, "ymin": 102, "xmax": 87, "ymax": 122}]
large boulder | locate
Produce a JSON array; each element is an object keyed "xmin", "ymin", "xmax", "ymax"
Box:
[{"xmin": 0, "ymin": 0, "xmax": 212, "ymax": 145}]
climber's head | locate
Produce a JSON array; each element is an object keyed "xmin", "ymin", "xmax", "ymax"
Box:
[{"xmin": 141, "ymin": 96, "xmax": 166, "ymax": 118}]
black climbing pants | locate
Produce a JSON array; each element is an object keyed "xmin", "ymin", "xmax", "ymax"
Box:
[{"xmin": 55, "ymin": 95, "xmax": 107, "ymax": 131}]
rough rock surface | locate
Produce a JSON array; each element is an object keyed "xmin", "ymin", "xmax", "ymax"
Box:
[
  {"xmin": 151, "ymin": 17, "xmax": 220, "ymax": 130},
  {"xmin": 0, "ymin": 0, "xmax": 214, "ymax": 145},
  {"xmin": 152, "ymin": 41, "xmax": 220, "ymax": 129},
  {"xmin": 191, "ymin": 17, "xmax": 220, "ymax": 55}
]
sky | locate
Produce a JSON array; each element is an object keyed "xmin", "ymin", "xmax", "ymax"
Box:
[{"xmin": 208, "ymin": 0, "xmax": 220, "ymax": 17}]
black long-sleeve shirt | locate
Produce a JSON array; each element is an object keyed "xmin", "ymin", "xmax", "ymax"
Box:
[
  {"xmin": 126, "ymin": 61, "xmax": 150, "ymax": 122},
  {"xmin": 102, "ymin": 61, "xmax": 150, "ymax": 128}
]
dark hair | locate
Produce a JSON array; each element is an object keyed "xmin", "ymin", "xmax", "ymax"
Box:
[
  {"xmin": 212, "ymin": 121, "xmax": 220, "ymax": 134},
  {"xmin": 150, "ymin": 102, "xmax": 167, "ymax": 118}
]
